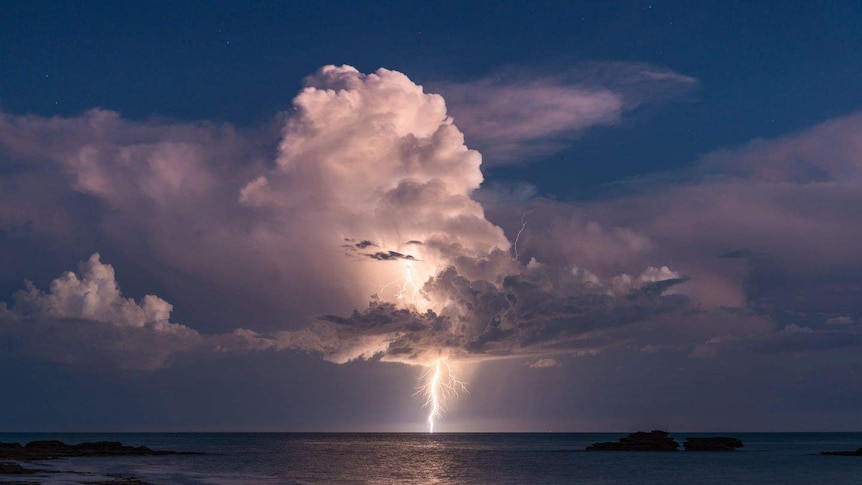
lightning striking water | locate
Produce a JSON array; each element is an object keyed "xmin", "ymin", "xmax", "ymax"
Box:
[
  {"xmin": 416, "ymin": 357, "xmax": 467, "ymax": 433},
  {"xmin": 377, "ymin": 261, "xmax": 468, "ymax": 432},
  {"xmin": 427, "ymin": 359, "xmax": 442, "ymax": 433}
]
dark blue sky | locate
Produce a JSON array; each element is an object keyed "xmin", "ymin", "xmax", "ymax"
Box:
[
  {"xmin": 3, "ymin": 1, "xmax": 861, "ymax": 196},
  {"xmin": 2, "ymin": 1, "xmax": 862, "ymax": 432}
]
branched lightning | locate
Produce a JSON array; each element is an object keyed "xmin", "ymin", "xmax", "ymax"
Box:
[
  {"xmin": 415, "ymin": 357, "xmax": 467, "ymax": 433},
  {"xmin": 369, "ymin": 258, "xmax": 466, "ymax": 432},
  {"xmin": 369, "ymin": 260, "xmax": 425, "ymax": 307},
  {"xmin": 396, "ymin": 260, "xmax": 422, "ymax": 304}
]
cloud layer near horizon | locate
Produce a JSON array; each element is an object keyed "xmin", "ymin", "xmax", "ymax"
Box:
[{"xmin": 1, "ymin": 65, "xmax": 861, "ymax": 371}]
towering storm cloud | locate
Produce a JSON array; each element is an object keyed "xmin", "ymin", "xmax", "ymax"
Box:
[
  {"xmin": 222, "ymin": 65, "xmax": 700, "ymax": 366},
  {"xmin": 0, "ymin": 65, "xmax": 694, "ymax": 370},
  {"xmin": 3, "ymin": 64, "xmax": 860, "ymax": 380},
  {"xmin": 238, "ymin": 65, "xmax": 513, "ymax": 313}
]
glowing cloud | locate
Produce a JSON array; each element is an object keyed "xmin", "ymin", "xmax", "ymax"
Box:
[
  {"xmin": 239, "ymin": 65, "xmax": 512, "ymax": 314},
  {"xmin": 0, "ymin": 65, "xmax": 694, "ymax": 430}
]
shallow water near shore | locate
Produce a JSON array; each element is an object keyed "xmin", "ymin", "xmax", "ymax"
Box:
[{"xmin": 2, "ymin": 432, "xmax": 862, "ymax": 484}]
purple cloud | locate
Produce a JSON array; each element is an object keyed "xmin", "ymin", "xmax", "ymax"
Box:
[{"xmin": 0, "ymin": 65, "xmax": 860, "ymax": 373}]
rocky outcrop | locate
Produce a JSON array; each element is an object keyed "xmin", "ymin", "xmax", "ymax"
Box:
[
  {"xmin": 1, "ymin": 460, "xmax": 155, "ymax": 484},
  {"xmin": 74, "ymin": 479, "xmax": 154, "ymax": 484},
  {"xmin": 0, "ymin": 440, "xmax": 195, "ymax": 461},
  {"xmin": 0, "ymin": 461, "xmax": 41, "ymax": 474},
  {"xmin": 587, "ymin": 430, "xmax": 680, "ymax": 451},
  {"xmin": 821, "ymin": 447, "xmax": 862, "ymax": 456},
  {"xmin": 684, "ymin": 437, "xmax": 744, "ymax": 451}
]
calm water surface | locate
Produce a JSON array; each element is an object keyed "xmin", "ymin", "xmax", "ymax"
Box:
[{"xmin": 1, "ymin": 432, "xmax": 862, "ymax": 484}]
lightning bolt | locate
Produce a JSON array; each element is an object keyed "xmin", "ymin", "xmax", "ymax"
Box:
[
  {"xmin": 427, "ymin": 359, "xmax": 442, "ymax": 433},
  {"xmin": 367, "ymin": 255, "xmax": 465, "ymax": 432},
  {"xmin": 416, "ymin": 357, "xmax": 467, "ymax": 433}
]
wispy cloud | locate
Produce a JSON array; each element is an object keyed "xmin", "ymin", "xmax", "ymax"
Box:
[
  {"xmin": 528, "ymin": 358, "xmax": 561, "ymax": 368},
  {"xmin": 434, "ymin": 62, "xmax": 697, "ymax": 165}
]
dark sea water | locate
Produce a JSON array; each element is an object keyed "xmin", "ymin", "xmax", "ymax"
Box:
[{"xmin": 2, "ymin": 432, "xmax": 862, "ymax": 484}]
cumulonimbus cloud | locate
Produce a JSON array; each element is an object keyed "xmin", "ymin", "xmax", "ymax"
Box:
[
  {"xmin": 0, "ymin": 65, "xmax": 696, "ymax": 369},
  {"xmin": 1, "ymin": 65, "xmax": 860, "ymax": 372}
]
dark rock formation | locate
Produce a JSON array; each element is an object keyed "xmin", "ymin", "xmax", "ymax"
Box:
[
  {"xmin": 587, "ymin": 430, "xmax": 680, "ymax": 451},
  {"xmin": 684, "ymin": 437, "xmax": 744, "ymax": 451},
  {"xmin": 0, "ymin": 462, "xmax": 41, "ymax": 474},
  {"xmin": 81, "ymin": 479, "xmax": 155, "ymax": 484},
  {"xmin": 0, "ymin": 440, "xmax": 196, "ymax": 461},
  {"xmin": 0, "ymin": 443, "xmax": 23, "ymax": 453},
  {"xmin": 821, "ymin": 447, "xmax": 862, "ymax": 456}
]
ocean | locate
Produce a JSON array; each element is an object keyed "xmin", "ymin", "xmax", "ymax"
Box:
[{"xmin": 2, "ymin": 432, "xmax": 862, "ymax": 484}]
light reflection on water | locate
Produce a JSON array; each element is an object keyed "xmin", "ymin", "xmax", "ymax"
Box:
[{"xmin": 2, "ymin": 433, "xmax": 862, "ymax": 484}]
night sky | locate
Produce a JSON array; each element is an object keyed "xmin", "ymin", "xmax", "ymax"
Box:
[{"xmin": 2, "ymin": 0, "xmax": 862, "ymax": 432}]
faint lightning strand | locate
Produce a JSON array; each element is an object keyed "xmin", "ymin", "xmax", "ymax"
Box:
[{"xmin": 513, "ymin": 211, "xmax": 530, "ymax": 262}]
